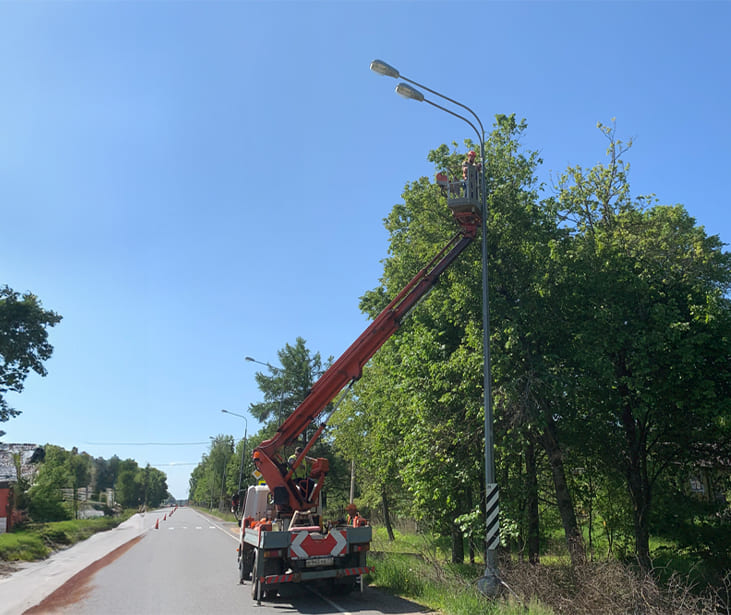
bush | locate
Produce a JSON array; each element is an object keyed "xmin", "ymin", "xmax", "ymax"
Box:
[
  {"xmin": 28, "ymin": 485, "xmax": 70, "ymax": 522},
  {"xmin": 498, "ymin": 558, "xmax": 728, "ymax": 615}
]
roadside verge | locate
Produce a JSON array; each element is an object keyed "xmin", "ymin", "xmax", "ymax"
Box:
[{"xmin": 0, "ymin": 513, "xmax": 148, "ymax": 615}]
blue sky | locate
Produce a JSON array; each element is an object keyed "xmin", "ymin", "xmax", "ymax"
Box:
[{"xmin": 2, "ymin": 1, "xmax": 729, "ymax": 499}]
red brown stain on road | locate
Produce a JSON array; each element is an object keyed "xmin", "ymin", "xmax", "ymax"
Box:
[{"xmin": 23, "ymin": 535, "xmax": 145, "ymax": 614}]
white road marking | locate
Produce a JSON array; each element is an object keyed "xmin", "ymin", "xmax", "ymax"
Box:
[
  {"xmin": 308, "ymin": 587, "xmax": 353, "ymax": 615},
  {"xmin": 189, "ymin": 508, "xmax": 239, "ymax": 542}
]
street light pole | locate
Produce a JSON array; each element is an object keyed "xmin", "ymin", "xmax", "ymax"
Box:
[
  {"xmin": 371, "ymin": 60, "xmax": 499, "ymax": 595},
  {"xmin": 221, "ymin": 409, "xmax": 248, "ymax": 492}
]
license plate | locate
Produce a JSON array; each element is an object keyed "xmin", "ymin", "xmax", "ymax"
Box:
[{"xmin": 306, "ymin": 557, "xmax": 334, "ymax": 567}]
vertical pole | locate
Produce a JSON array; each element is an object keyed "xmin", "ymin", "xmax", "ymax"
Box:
[
  {"xmin": 238, "ymin": 426, "xmax": 247, "ymax": 493},
  {"xmin": 478, "ymin": 139, "xmax": 500, "ymax": 595}
]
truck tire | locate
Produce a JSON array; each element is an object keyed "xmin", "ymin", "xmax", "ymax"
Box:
[
  {"xmin": 238, "ymin": 545, "xmax": 252, "ymax": 584},
  {"xmin": 251, "ymin": 551, "xmax": 261, "ymax": 600},
  {"xmin": 238, "ymin": 552, "xmax": 246, "ymax": 584}
]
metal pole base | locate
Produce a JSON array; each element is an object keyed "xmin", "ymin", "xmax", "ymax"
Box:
[{"xmin": 477, "ymin": 567, "xmax": 501, "ymax": 597}]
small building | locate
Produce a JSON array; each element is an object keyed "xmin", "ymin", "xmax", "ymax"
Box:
[
  {"xmin": 0, "ymin": 443, "xmax": 45, "ymax": 533},
  {"xmin": 0, "ymin": 481, "xmax": 11, "ymax": 533}
]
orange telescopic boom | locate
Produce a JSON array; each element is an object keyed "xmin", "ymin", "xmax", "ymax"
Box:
[{"xmin": 253, "ymin": 205, "xmax": 481, "ymax": 515}]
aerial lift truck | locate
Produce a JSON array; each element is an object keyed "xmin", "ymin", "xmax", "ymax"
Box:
[{"xmin": 236, "ymin": 172, "xmax": 482, "ymax": 602}]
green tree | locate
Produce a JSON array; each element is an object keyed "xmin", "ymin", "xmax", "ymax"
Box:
[
  {"xmin": 140, "ymin": 464, "xmax": 169, "ymax": 508},
  {"xmin": 552, "ymin": 122, "xmax": 731, "ymax": 569},
  {"xmin": 66, "ymin": 448, "xmax": 91, "ymax": 519},
  {"xmin": 331, "ymin": 358, "xmax": 406, "ymax": 540},
  {"xmin": 28, "ymin": 445, "xmax": 72, "ymax": 521},
  {"xmin": 188, "ymin": 457, "xmax": 210, "ymax": 506},
  {"xmin": 115, "ymin": 459, "xmax": 142, "ymax": 508},
  {"xmin": 207, "ymin": 434, "xmax": 233, "ymax": 508},
  {"xmin": 249, "ymin": 337, "xmax": 325, "ymax": 432},
  {"xmin": 353, "ymin": 115, "xmax": 569, "ymax": 564},
  {"xmin": 0, "ymin": 286, "xmax": 62, "ymax": 434},
  {"xmin": 11, "ymin": 452, "xmax": 31, "ymax": 517}
]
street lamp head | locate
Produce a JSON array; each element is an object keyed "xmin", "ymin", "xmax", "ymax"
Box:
[
  {"xmin": 395, "ymin": 83, "xmax": 424, "ymax": 102},
  {"xmin": 244, "ymin": 356, "xmax": 255, "ymax": 362},
  {"xmin": 222, "ymin": 409, "xmax": 248, "ymax": 423},
  {"xmin": 370, "ymin": 59, "xmax": 400, "ymax": 79}
]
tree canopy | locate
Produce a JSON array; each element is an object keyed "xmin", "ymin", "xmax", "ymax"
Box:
[
  {"xmin": 332, "ymin": 116, "xmax": 730, "ymax": 569},
  {"xmin": 0, "ymin": 285, "xmax": 62, "ymax": 433}
]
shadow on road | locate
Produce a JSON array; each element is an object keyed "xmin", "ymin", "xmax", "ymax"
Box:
[{"xmin": 260, "ymin": 585, "xmax": 434, "ymax": 615}]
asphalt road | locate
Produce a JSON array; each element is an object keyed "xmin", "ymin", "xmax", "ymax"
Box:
[{"xmin": 2, "ymin": 507, "xmax": 429, "ymax": 615}]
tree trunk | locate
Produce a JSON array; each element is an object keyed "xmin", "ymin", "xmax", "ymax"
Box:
[
  {"xmin": 525, "ymin": 439, "xmax": 540, "ymax": 564},
  {"xmin": 381, "ymin": 486, "xmax": 395, "ymax": 542},
  {"xmin": 541, "ymin": 415, "xmax": 586, "ymax": 567},
  {"xmin": 451, "ymin": 522, "xmax": 465, "ymax": 564},
  {"xmin": 619, "ymin": 396, "xmax": 652, "ymax": 570}
]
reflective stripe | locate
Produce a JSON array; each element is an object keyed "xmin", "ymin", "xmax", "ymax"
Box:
[
  {"xmin": 261, "ymin": 566, "xmax": 374, "ymax": 585},
  {"xmin": 262, "ymin": 573, "xmax": 296, "ymax": 585}
]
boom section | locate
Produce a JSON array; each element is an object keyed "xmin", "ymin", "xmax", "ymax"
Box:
[{"xmin": 253, "ymin": 210, "xmax": 480, "ymax": 512}]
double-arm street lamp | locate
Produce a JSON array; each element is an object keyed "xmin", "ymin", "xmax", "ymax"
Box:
[
  {"xmin": 371, "ymin": 59, "xmax": 499, "ymax": 595},
  {"xmin": 221, "ymin": 409, "xmax": 248, "ymax": 493}
]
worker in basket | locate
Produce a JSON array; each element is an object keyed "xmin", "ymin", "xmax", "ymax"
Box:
[
  {"xmin": 462, "ymin": 149, "xmax": 481, "ymax": 198},
  {"xmin": 288, "ymin": 446, "xmax": 316, "ymax": 500}
]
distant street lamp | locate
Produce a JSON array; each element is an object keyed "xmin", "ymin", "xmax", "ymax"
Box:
[
  {"xmin": 245, "ymin": 355, "xmax": 285, "ymax": 426},
  {"xmin": 221, "ymin": 409, "xmax": 248, "ymax": 492},
  {"xmin": 371, "ymin": 59, "xmax": 499, "ymax": 595}
]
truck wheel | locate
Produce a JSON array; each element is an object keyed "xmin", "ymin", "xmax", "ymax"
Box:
[
  {"xmin": 251, "ymin": 552, "xmax": 261, "ymax": 600},
  {"xmin": 238, "ymin": 552, "xmax": 246, "ymax": 584},
  {"xmin": 238, "ymin": 546, "xmax": 252, "ymax": 584}
]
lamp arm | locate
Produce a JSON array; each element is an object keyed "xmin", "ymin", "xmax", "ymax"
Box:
[
  {"xmin": 422, "ymin": 98, "xmax": 482, "ymax": 147},
  {"xmin": 402, "ymin": 75, "xmax": 485, "ymax": 137}
]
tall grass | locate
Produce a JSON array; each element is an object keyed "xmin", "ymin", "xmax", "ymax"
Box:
[
  {"xmin": 370, "ymin": 528, "xmax": 554, "ymax": 615},
  {"xmin": 369, "ymin": 526, "xmax": 728, "ymax": 615}
]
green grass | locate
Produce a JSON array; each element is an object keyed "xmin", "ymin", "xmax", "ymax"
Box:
[
  {"xmin": 0, "ymin": 532, "xmax": 50, "ymax": 561},
  {"xmin": 0, "ymin": 511, "xmax": 135, "ymax": 563}
]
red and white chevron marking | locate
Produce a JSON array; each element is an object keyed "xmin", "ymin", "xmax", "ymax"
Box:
[
  {"xmin": 262, "ymin": 573, "xmax": 296, "ymax": 585},
  {"xmin": 340, "ymin": 566, "xmax": 374, "ymax": 577},
  {"xmin": 288, "ymin": 529, "xmax": 347, "ymax": 559}
]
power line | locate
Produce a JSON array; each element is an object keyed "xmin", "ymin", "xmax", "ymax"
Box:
[{"xmin": 83, "ymin": 441, "xmax": 210, "ymax": 446}]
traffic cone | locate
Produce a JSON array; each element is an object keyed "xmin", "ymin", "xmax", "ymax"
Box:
[
  {"xmin": 164, "ymin": 514, "xmax": 167, "ymax": 521},
  {"xmin": 155, "ymin": 518, "xmax": 159, "ymax": 530}
]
